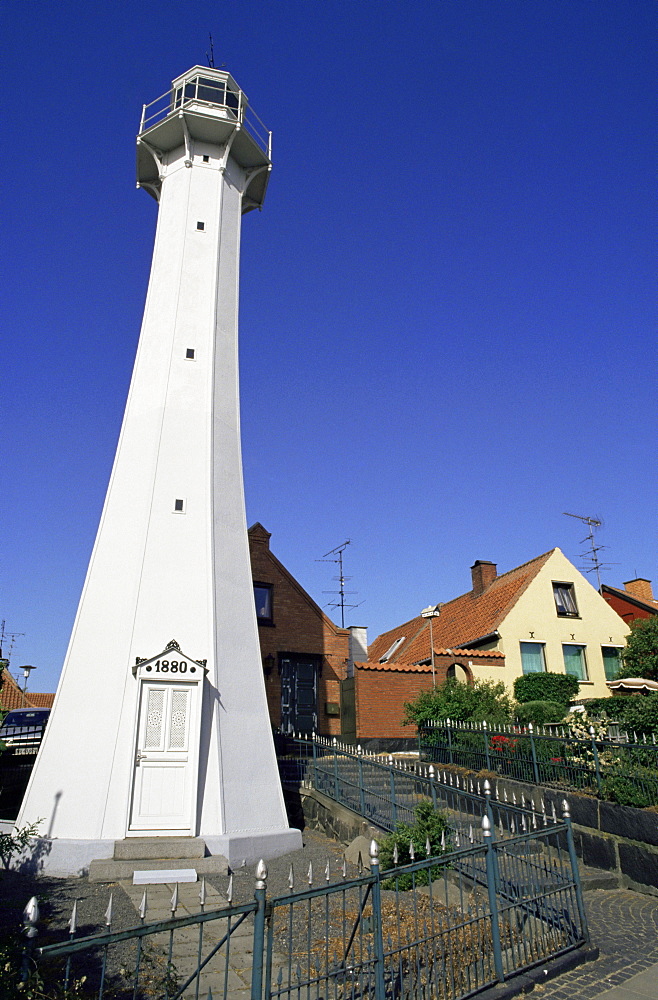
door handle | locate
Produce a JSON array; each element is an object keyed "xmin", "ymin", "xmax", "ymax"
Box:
[{"xmin": 135, "ymin": 751, "xmax": 147, "ymax": 765}]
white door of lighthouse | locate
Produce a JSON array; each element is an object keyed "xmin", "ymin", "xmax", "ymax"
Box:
[{"xmin": 129, "ymin": 681, "xmax": 197, "ymax": 833}]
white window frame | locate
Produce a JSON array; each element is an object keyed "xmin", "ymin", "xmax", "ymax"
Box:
[
  {"xmin": 519, "ymin": 641, "xmax": 547, "ymax": 674},
  {"xmin": 562, "ymin": 643, "xmax": 589, "ymax": 681},
  {"xmin": 601, "ymin": 645, "xmax": 624, "ymax": 682}
]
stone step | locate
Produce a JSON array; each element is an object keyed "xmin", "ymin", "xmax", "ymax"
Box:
[
  {"xmin": 89, "ymin": 854, "xmax": 228, "ymax": 883},
  {"xmin": 113, "ymin": 837, "xmax": 207, "ymax": 860}
]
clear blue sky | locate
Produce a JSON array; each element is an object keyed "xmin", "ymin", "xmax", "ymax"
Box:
[{"xmin": 1, "ymin": 0, "xmax": 655, "ymax": 692}]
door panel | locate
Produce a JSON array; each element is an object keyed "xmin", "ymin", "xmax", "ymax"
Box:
[
  {"xmin": 130, "ymin": 683, "xmax": 195, "ymax": 832},
  {"xmin": 279, "ymin": 656, "xmax": 318, "ymax": 734}
]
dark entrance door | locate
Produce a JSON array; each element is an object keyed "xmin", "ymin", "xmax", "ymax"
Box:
[{"xmin": 279, "ymin": 655, "xmax": 319, "ymax": 734}]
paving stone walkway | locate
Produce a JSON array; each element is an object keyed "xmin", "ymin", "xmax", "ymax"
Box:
[
  {"xmin": 119, "ymin": 879, "xmax": 265, "ymax": 1000},
  {"xmin": 532, "ymin": 888, "xmax": 658, "ymax": 1000}
]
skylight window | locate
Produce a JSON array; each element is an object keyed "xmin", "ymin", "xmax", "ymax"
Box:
[{"xmin": 379, "ymin": 637, "xmax": 406, "ymax": 663}]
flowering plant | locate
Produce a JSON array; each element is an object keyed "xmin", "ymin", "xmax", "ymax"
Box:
[{"xmin": 490, "ymin": 734, "xmax": 519, "ymax": 753}]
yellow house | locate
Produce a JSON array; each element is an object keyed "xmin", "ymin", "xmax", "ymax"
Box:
[{"xmin": 367, "ymin": 549, "xmax": 628, "ymax": 700}]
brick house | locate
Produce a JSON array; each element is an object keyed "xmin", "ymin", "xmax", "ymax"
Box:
[
  {"xmin": 601, "ymin": 578, "xmax": 658, "ymax": 624},
  {"xmin": 350, "ymin": 549, "xmax": 628, "ymax": 738},
  {"xmin": 248, "ymin": 523, "xmax": 350, "ymax": 736}
]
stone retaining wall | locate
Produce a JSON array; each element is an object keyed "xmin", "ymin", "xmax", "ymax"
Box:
[
  {"xmin": 284, "ymin": 771, "xmax": 658, "ymax": 896},
  {"xmin": 443, "ymin": 766, "xmax": 658, "ymax": 897}
]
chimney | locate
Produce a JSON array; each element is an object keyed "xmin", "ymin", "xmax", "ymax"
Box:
[
  {"xmin": 347, "ymin": 626, "xmax": 368, "ymax": 678},
  {"xmin": 471, "ymin": 560, "xmax": 497, "ymax": 597},
  {"xmin": 623, "ymin": 578, "xmax": 654, "ymax": 603}
]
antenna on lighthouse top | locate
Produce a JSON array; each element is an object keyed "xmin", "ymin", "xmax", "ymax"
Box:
[{"xmin": 206, "ymin": 33, "xmax": 215, "ymax": 68}]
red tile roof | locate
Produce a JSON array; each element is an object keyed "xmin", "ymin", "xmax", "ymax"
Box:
[
  {"xmin": 368, "ymin": 550, "xmax": 554, "ymax": 665},
  {"xmin": 0, "ymin": 671, "xmax": 56, "ymax": 712},
  {"xmin": 356, "ymin": 648, "xmax": 504, "ymax": 673}
]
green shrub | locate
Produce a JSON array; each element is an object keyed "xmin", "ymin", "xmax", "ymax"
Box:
[
  {"xmin": 582, "ymin": 693, "xmax": 658, "ymax": 736},
  {"xmin": 404, "ymin": 678, "xmax": 514, "ymax": 728},
  {"xmin": 513, "ymin": 673, "xmax": 580, "ymax": 707},
  {"xmin": 600, "ymin": 766, "xmax": 657, "ymax": 808},
  {"xmin": 379, "ymin": 800, "xmax": 452, "ymax": 889},
  {"xmin": 515, "ymin": 700, "xmax": 566, "ymax": 726}
]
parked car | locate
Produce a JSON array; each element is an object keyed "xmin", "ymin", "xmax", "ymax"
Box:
[{"xmin": 0, "ymin": 708, "xmax": 50, "ymax": 753}]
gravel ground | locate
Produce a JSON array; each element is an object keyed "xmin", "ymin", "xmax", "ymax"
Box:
[{"xmin": 3, "ymin": 829, "xmax": 658, "ymax": 1000}]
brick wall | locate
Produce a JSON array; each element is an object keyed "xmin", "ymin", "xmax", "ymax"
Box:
[
  {"xmin": 353, "ymin": 652, "xmax": 505, "ymax": 738},
  {"xmin": 249, "ymin": 524, "xmax": 350, "ymax": 736}
]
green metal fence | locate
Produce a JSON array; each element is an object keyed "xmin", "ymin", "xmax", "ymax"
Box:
[
  {"xmin": 277, "ymin": 734, "xmax": 558, "ymax": 839},
  {"xmin": 418, "ymin": 719, "xmax": 658, "ymax": 806},
  {"xmin": 27, "ymin": 809, "xmax": 587, "ymax": 1000}
]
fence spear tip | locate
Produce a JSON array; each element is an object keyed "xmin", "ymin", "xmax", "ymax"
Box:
[
  {"xmin": 68, "ymin": 899, "xmax": 78, "ymax": 935},
  {"xmin": 139, "ymin": 890, "xmax": 147, "ymax": 921}
]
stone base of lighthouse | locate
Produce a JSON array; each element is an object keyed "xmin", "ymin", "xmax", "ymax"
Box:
[{"xmin": 16, "ymin": 829, "xmax": 302, "ymax": 879}]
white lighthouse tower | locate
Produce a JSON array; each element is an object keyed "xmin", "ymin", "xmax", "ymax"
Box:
[{"xmin": 18, "ymin": 67, "xmax": 302, "ymax": 874}]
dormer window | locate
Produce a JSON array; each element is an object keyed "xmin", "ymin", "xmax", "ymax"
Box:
[
  {"xmin": 553, "ymin": 583, "xmax": 579, "ymax": 617},
  {"xmin": 379, "ymin": 636, "xmax": 406, "ymax": 663}
]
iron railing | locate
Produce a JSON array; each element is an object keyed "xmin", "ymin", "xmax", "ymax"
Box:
[
  {"xmin": 26, "ymin": 808, "xmax": 587, "ymax": 1000},
  {"xmin": 139, "ymin": 73, "xmax": 272, "ymax": 159},
  {"xmin": 277, "ymin": 735, "xmax": 559, "ymax": 839},
  {"xmin": 418, "ymin": 719, "xmax": 658, "ymax": 806}
]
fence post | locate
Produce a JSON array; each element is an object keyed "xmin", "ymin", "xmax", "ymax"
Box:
[
  {"xmin": 21, "ymin": 896, "xmax": 40, "ymax": 987},
  {"xmin": 528, "ymin": 723, "xmax": 540, "ymax": 784},
  {"xmin": 483, "ymin": 778, "xmax": 495, "ymax": 838},
  {"xmin": 589, "ymin": 727, "xmax": 603, "ymax": 796},
  {"xmin": 446, "ymin": 719, "xmax": 454, "ymax": 765},
  {"xmin": 428, "ymin": 764, "xmax": 438, "ymax": 810},
  {"xmin": 562, "ymin": 800, "xmax": 590, "ymax": 944},
  {"xmin": 482, "ymin": 815, "xmax": 505, "ymax": 983},
  {"xmin": 333, "ymin": 738, "xmax": 339, "ymax": 800},
  {"xmin": 357, "ymin": 745, "xmax": 366, "ymax": 817},
  {"xmin": 369, "ymin": 840, "xmax": 387, "ymax": 1000},
  {"xmin": 389, "ymin": 757, "xmax": 398, "ymax": 828},
  {"xmin": 483, "ymin": 720, "xmax": 491, "ymax": 771},
  {"xmin": 251, "ymin": 860, "xmax": 268, "ymax": 1000},
  {"xmin": 311, "ymin": 732, "xmax": 318, "ymax": 789}
]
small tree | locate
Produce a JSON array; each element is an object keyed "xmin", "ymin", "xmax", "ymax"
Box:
[
  {"xmin": 403, "ymin": 678, "xmax": 514, "ymax": 728},
  {"xmin": 619, "ymin": 617, "xmax": 658, "ymax": 681}
]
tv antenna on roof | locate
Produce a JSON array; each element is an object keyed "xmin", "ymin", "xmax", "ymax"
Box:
[
  {"xmin": 317, "ymin": 540, "xmax": 363, "ymax": 628},
  {"xmin": 563, "ymin": 512, "xmax": 615, "ymax": 589},
  {"xmin": 0, "ymin": 619, "xmax": 25, "ymax": 667}
]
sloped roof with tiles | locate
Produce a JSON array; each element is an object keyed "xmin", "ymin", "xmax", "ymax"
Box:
[
  {"xmin": 356, "ymin": 648, "xmax": 504, "ymax": 672},
  {"xmin": 368, "ymin": 550, "xmax": 555, "ymax": 665},
  {"xmin": 0, "ymin": 670, "xmax": 56, "ymax": 712}
]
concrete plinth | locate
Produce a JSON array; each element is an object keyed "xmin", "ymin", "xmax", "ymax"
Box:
[{"xmin": 204, "ymin": 828, "xmax": 302, "ymax": 867}]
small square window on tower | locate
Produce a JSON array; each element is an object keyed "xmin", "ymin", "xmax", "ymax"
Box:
[
  {"xmin": 173, "ymin": 498, "xmax": 186, "ymax": 513},
  {"xmin": 202, "ymin": 154, "xmax": 210, "ymax": 163},
  {"xmin": 186, "ymin": 348, "xmax": 195, "ymax": 359},
  {"xmin": 196, "ymin": 221, "xmax": 205, "ymax": 231}
]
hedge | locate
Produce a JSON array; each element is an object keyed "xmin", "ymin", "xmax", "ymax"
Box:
[
  {"xmin": 513, "ymin": 672, "xmax": 580, "ymax": 707},
  {"xmin": 515, "ymin": 700, "xmax": 567, "ymax": 726}
]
